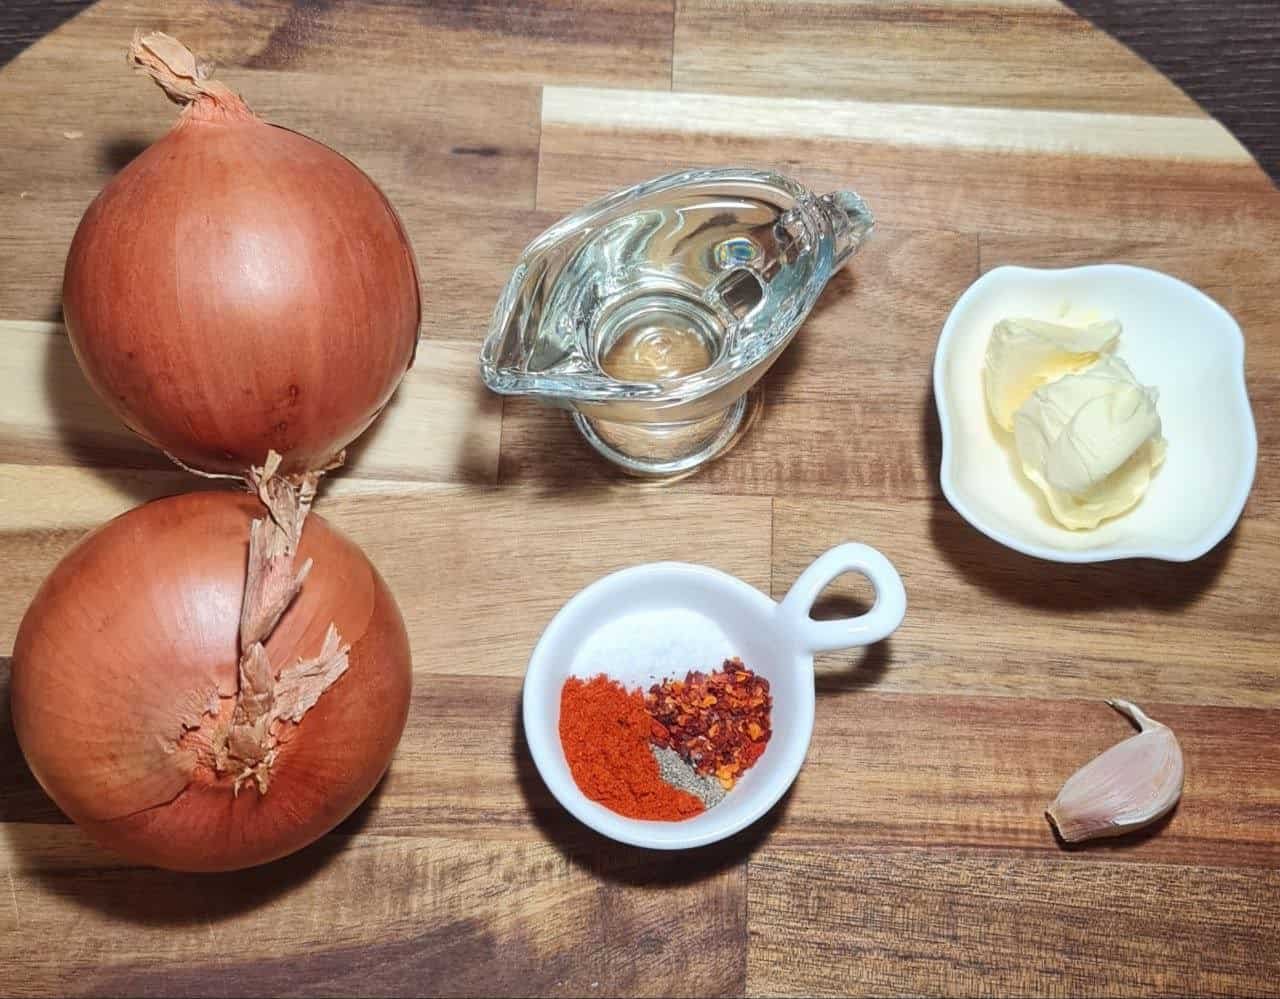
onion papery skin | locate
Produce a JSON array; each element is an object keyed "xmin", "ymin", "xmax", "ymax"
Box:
[
  {"xmin": 62, "ymin": 101, "xmax": 421, "ymax": 476},
  {"xmin": 11, "ymin": 491, "xmax": 412, "ymax": 872}
]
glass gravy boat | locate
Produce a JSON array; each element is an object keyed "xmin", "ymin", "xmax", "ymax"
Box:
[{"xmin": 480, "ymin": 168, "xmax": 875, "ymax": 477}]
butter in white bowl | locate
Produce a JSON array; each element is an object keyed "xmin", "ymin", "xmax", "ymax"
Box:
[
  {"xmin": 933, "ymin": 264, "xmax": 1257, "ymax": 563},
  {"xmin": 982, "ymin": 312, "xmax": 1166, "ymax": 531},
  {"xmin": 983, "ymin": 316, "xmax": 1120, "ymax": 431},
  {"xmin": 1012, "ymin": 354, "xmax": 1165, "ymax": 529}
]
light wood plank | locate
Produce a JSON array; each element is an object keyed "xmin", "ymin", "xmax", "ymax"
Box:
[
  {"xmin": 772, "ymin": 496, "xmax": 1280, "ymax": 709},
  {"xmin": 536, "ymin": 88, "xmax": 1278, "ymax": 244},
  {"xmin": 0, "ymin": 321, "xmax": 154, "ymax": 469},
  {"xmin": 545, "ymin": 87, "xmax": 1240, "ymax": 161},
  {"xmin": 747, "ymin": 847, "xmax": 1280, "ymax": 996},
  {"xmin": 336, "ymin": 488, "xmax": 771, "ymax": 680},
  {"xmin": 0, "ymin": 826, "xmax": 745, "ymax": 998},
  {"xmin": 0, "ymin": 463, "xmax": 441, "ymax": 533},
  {"xmin": 337, "ymin": 342, "xmax": 501, "ymax": 484},
  {"xmin": 0, "ymin": 323, "xmax": 502, "ymax": 484},
  {"xmin": 674, "ymin": 0, "xmax": 1200, "ymax": 115}
]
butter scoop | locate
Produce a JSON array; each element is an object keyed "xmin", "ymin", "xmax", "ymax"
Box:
[
  {"xmin": 1014, "ymin": 355, "xmax": 1165, "ymax": 529},
  {"xmin": 984, "ymin": 317, "xmax": 1120, "ymax": 431}
]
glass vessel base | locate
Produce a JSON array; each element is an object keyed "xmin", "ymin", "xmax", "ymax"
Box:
[{"xmin": 574, "ymin": 388, "xmax": 762, "ymax": 479}]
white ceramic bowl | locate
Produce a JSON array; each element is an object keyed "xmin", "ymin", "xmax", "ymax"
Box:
[
  {"xmin": 934, "ymin": 264, "xmax": 1257, "ymax": 562},
  {"xmin": 522, "ymin": 544, "xmax": 906, "ymax": 849}
]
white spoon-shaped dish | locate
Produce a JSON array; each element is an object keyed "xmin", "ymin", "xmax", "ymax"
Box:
[{"xmin": 522, "ymin": 544, "xmax": 906, "ymax": 849}]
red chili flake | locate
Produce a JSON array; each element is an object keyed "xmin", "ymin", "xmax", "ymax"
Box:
[{"xmin": 644, "ymin": 658, "xmax": 772, "ymax": 790}]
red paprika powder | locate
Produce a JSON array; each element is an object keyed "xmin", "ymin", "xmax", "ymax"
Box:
[{"xmin": 559, "ymin": 675, "xmax": 704, "ymax": 821}]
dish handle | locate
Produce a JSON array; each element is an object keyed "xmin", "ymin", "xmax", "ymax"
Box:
[{"xmin": 777, "ymin": 543, "xmax": 906, "ymax": 654}]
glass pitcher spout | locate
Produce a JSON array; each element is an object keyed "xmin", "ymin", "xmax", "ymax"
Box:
[{"xmin": 820, "ymin": 190, "xmax": 875, "ymax": 269}]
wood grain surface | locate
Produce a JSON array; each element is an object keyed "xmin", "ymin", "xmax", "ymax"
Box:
[{"xmin": 1, "ymin": 2, "xmax": 1278, "ymax": 997}]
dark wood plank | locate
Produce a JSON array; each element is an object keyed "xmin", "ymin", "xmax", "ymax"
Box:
[
  {"xmin": 5, "ymin": 2, "xmax": 1279, "ymax": 184},
  {"xmin": 499, "ymin": 384, "xmax": 945, "ymax": 499},
  {"xmin": 979, "ymin": 232, "xmax": 1280, "ymax": 291},
  {"xmin": 782, "ymin": 691, "xmax": 1280, "ymax": 868},
  {"xmin": 1, "ymin": 822, "xmax": 746, "ymax": 998},
  {"xmin": 241, "ymin": 0, "xmax": 676, "ymax": 90},
  {"xmin": 0, "ymin": 0, "xmax": 676, "ymax": 89},
  {"xmin": 7, "ymin": 665, "xmax": 1277, "ymax": 873},
  {"xmin": 0, "ymin": 0, "xmax": 89, "ymax": 68},
  {"xmin": 747, "ymin": 846, "xmax": 1280, "ymax": 996},
  {"xmin": 420, "ymin": 207, "xmax": 561, "ymax": 342},
  {"xmin": 501, "ymin": 225, "xmax": 1280, "ymax": 515}
]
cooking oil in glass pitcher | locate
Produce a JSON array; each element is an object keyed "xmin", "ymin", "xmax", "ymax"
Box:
[{"xmin": 480, "ymin": 168, "xmax": 874, "ymax": 478}]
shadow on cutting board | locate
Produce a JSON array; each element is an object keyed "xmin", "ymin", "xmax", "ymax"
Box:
[
  {"xmin": 97, "ymin": 137, "xmax": 149, "ymax": 174},
  {"xmin": 0, "ymin": 659, "xmax": 65, "ymax": 827},
  {"xmin": 38, "ymin": 307, "xmax": 211, "ymax": 505},
  {"xmin": 1049, "ymin": 801, "xmax": 1180, "ymax": 854},
  {"xmin": 813, "ymin": 635, "xmax": 892, "ymax": 694},
  {"xmin": 2, "ymin": 780, "xmax": 382, "ymax": 927},
  {"xmin": 35, "ymin": 139, "xmax": 189, "ymax": 505},
  {"xmin": 511, "ymin": 698, "xmax": 793, "ymax": 887},
  {"xmin": 920, "ymin": 381, "xmax": 1237, "ymax": 611}
]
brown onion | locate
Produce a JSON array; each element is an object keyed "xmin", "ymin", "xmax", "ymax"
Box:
[
  {"xmin": 62, "ymin": 33, "xmax": 420, "ymax": 477},
  {"xmin": 11, "ymin": 491, "xmax": 412, "ymax": 872}
]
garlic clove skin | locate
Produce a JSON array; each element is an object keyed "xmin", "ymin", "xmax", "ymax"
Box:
[{"xmin": 1046, "ymin": 700, "xmax": 1184, "ymax": 843}]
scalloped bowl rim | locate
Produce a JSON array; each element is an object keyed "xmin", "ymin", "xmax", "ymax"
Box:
[{"xmin": 933, "ymin": 264, "xmax": 1257, "ymax": 563}]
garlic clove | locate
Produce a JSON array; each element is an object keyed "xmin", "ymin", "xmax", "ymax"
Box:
[{"xmin": 1046, "ymin": 699, "xmax": 1183, "ymax": 843}]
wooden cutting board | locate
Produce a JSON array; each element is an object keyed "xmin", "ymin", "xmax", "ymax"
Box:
[{"xmin": 2, "ymin": 2, "xmax": 1278, "ymax": 996}]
